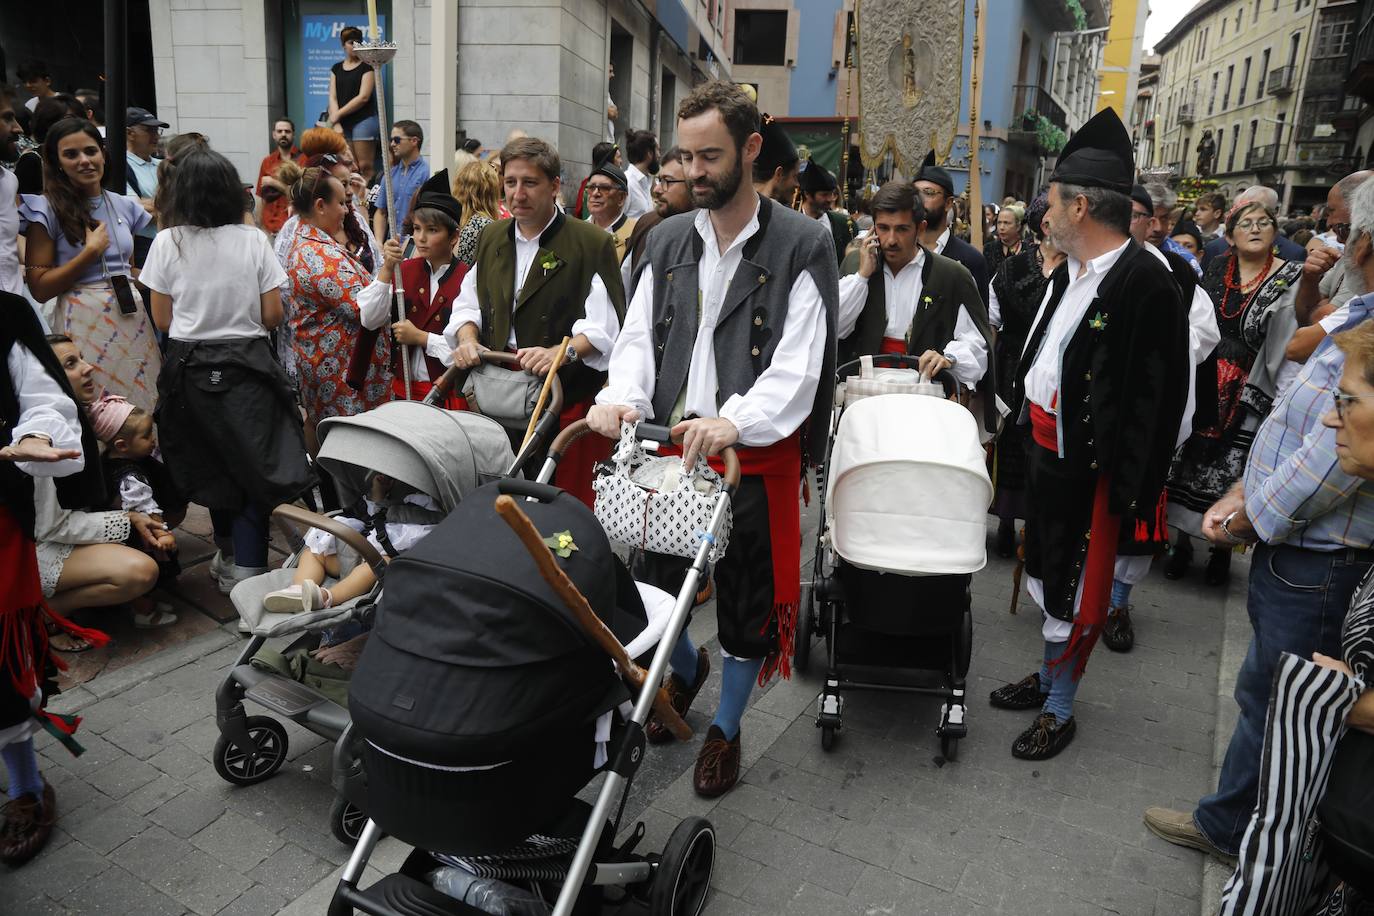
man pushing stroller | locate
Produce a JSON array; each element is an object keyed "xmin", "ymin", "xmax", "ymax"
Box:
[{"xmin": 589, "ymin": 80, "xmax": 837, "ymax": 797}]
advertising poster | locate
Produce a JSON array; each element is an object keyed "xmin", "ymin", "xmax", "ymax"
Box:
[{"xmin": 301, "ymin": 15, "xmax": 386, "ymax": 127}]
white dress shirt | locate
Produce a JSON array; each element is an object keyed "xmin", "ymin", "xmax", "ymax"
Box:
[
  {"xmin": 933, "ymin": 225, "xmax": 952, "ymax": 255},
  {"xmin": 357, "ymin": 259, "xmax": 457, "ymax": 383},
  {"xmin": 1146, "ymin": 242, "xmax": 1220, "ymax": 447},
  {"xmin": 7, "ymin": 341, "xmax": 85, "ymax": 479},
  {"xmin": 624, "ymin": 164, "xmax": 653, "ymax": 220},
  {"xmin": 597, "ymin": 203, "xmax": 827, "ymax": 447},
  {"xmin": 443, "ymin": 211, "xmax": 620, "ymax": 371},
  {"xmin": 1022, "ymin": 240, "xmax": 1132, "ymax": 420},
  {"xmin": 836, "ymin": 250, "xmax": 989, "ymax": 389}
]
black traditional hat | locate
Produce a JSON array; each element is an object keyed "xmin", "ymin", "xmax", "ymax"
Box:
[
  {"xmin": 756, "ymin": 114, "xmax": 798, "ymax": 175},
  {"xmin": 1130, "ymin": 184, "xmax": 1153, "ymax": 212},
  {"xmin": 414, "ymin": 169, "xmax": 462, "ymax": 224},
  {"xmin": 1170, "ymin": 216, "xmax": 1204, "ymax": 250},
  {"xmin": 1049, "ymin": 107, "xmax": 1134, "ymax": 194},
  {"xmin": 913, "ymin": 150, "xmax": 954, "ymax": 196},
  {"xmin": 798, "ymin": 162, "xmax": 837, "ymax": 194},
  {"xmin": 590, "ymin": 161, "xmax": 628, "ymax": 192}
]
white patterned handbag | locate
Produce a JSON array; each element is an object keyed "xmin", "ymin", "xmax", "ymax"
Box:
[{"xmin": 592, "ymin": 422, "xmax": 732, "ymax": 561}]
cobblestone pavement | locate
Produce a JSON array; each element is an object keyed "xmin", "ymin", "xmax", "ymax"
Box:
[{"xmin": 1, "ymin": 524, "xmax": 1237, "ymax": 916}]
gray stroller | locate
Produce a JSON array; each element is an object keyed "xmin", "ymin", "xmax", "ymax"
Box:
[{"xmin": 213, "ymin": 395, "xmax": 519, "ymax": 842}]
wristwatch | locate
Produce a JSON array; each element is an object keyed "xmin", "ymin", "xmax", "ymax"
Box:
[
  {"xmin": 565, "ymin": 343, "xmax": 580, "ymax": 364},
  {"xmin": 1220, "ymin": 510, "xmax": 1247, "ymax": 544}
]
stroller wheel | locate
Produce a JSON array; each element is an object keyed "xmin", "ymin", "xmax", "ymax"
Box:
[
  {"xmin": 329, "ymin": 795, "xmax": 368, "ymax": 845},
  {"xmin": 213, "ymin": 716, "xmax": 289, "ymax": 786},
  {"xmin": 820, "ymin": 724, "xmax": 838, "ymax": 751},
  {"xmin": 650, "ymin": 816, "xmax": 715, "ymax": 916},
  {"xmin": 940, "ymin": 734, "xmax": 959, "ymax": 761}
]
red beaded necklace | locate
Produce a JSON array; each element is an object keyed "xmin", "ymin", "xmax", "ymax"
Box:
[{"xmin": 1218, "ymin": 249, "xmax": 1274, "ymax": 320}]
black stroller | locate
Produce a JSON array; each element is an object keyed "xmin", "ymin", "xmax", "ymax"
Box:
[
  {"xmin": 331, "ymin": 422, "xmax": 738, "ymax": 916},
  {"xmin": 795, "ymin": 356, "xmax": 992, "ymax": 759}
]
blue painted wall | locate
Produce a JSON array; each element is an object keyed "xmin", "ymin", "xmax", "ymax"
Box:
[{"xmin": 788, "ymin": 0, "xmax": 846, "ymax": 116}]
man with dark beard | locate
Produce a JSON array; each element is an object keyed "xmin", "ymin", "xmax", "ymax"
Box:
[
  {"xmin": 987, "ymin": 108, "xmax": 1190, "ymax": 760},
  {"xmin": 752, "ymin": 113, "xmax": 799, "ymax": 205},
  {"xmin": 799, "ymin": 163, "xmax": 855, "ymax": 265},
  {"xmin": 622, "ymin": 146, "xmax": 692, "ymax": 291},
  {"xmin": 255, "ymin": 118, "xmax": 304, "ymax": 236},
  {"xmin": 590, "ymin": 80, "xmax": 836, "ymax": 798},
  {"xmin": 914, "ymin": 151, "xmax": 989, "ymax": 306}
]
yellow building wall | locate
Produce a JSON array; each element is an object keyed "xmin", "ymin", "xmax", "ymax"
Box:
[{"xmin": 1097, "ymin": 0, "xmax": 1142, "ymax": 119}]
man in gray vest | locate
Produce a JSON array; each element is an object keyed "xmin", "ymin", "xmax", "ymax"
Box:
[
  {"xmin": 589, "ymin": 80, "xmax": 837, "ymax": 798},
  {"xmin": 837, "ymin": 181, "xmax": 995, "ymax": 435}
]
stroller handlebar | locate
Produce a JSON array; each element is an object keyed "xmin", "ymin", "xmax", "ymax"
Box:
[
  {"xmin": 834, "ymin": 355, "xmax": 960, "ymax": 400},
  {"xmin": 550, "ymin": 419, "xmax": 741, "ymax": 489},
  {"xmin": 425, "ymin": 350, "xmax": 565, "ymax": 422},
  {"xmin": 272, "ymin": 504, "xmax": 386, "ymax": 572}
]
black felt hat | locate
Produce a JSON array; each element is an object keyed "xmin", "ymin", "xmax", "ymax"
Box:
[
  {"xmin": 590, "ymin": 161, "xmax": 628, "ymax": 191},
  {"xmin": 798, "ymin": 162, "xmax": 837, "ymax": 194},
  {"xmin": 414, "ymin": 169, "xmax": 462, "ymax": 224},
  {"xmin": 1170, "ymin": 216, "xmax": 1204, "ymax": 250},
  {"xmin": 913, "ymin": 150, "xmax": 954, "ymax": 196},
  {"xmin": 1049, "ymin": 107, "xmax": 1134, "ymax": 194},
  {"xmin": 757, "ymin": 114, "xmax": 798, "ymax": 175},
  {"xmin": 1130, "ymin": 184, "xmax": 1153, "ymax": 212}
]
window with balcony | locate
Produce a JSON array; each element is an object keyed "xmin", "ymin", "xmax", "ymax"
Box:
[
  {"xmin": 1236, "ymin": 8, "xmax": 1242, "ymax": 31},
  {"xmin": 1315, "ymin": 17, "xmax": 1353, "ymax": 58},
  {"xmin": 1208, "ymin": 73, "xmax": 1219, "ymax": 115},
  {"xmin": 1257, "ymin": 48, "xmax": 1270, "ymax": 98},
  {"xmin": 1254, "ymin": 0, "xmax": 1261, "ymax": 22},
  {"xmin": 733, "ymin": 10, "xmax": 787, "ymax": 66},
  {"xmin": 1229, "ymin": 123, "xmax": 1240, "ymax": 171},
  {"xmin": 1223, "ymin": 65, "xmax": 1234, "ymax": 109},
  {"xmin": 1238, "ymin": 58, "xmax": 1250, "ymax": 106}
]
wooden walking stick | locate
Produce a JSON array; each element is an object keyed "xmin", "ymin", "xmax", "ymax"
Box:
[
  {"xmin": 494, "ymin": 494, "xmax": 693, "ymax": 741},
  {"xmin": 521, "ymin": 335, "xmax": 570, "ymax": 454}
]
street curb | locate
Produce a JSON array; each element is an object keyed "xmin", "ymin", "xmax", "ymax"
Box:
[
  {"xmin": 47, "ymin": 623, "xmax": 241, "ymax": 717},
  {"xmin": 1200, "ymin": 554, "xmax": 1252, "ymax": 915}
]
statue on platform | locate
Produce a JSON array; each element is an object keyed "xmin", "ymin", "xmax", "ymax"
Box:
[{"xmin": 1196, "ymin": 130, "xmax": 1216, "ymax": 177}]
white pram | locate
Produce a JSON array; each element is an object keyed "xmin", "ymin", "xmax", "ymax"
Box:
[{"xmin": 796, "ymin": 355, "xmax": 993, "ymax": 759}]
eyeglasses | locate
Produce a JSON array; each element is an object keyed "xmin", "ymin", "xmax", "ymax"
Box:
[
  {"xmin": 654, "ymin": 176, "xmax": 686, "ymax": 188},
  {"xmin": 1332, "ymin": 389, "xmax": 1374, "ymax": 422},
  {"xmin": 1235, "ymin": 218, "xmax": 1275, "ymax": 232},
  {"xmin": 389, "ymin": 136, "xmax": 411, "ymax": 145},
  {"xmin": 1332, "ymin": 222, "xmax": 1351, "ymax": 243},
  {"xmin": 585, "ymin": 183, "xmax": 620, "ymax": 195}
]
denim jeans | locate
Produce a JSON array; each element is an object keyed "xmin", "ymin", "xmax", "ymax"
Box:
[{"xmin": 1193, "ymin": 543, "xmax": 1371, "ymax": 855}]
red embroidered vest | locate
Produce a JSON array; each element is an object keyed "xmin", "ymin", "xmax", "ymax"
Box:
[{"xmin": 398, "ymin": 257, "xmax": 467, "ymax": 380}]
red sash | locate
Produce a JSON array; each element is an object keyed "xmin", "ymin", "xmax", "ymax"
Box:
[
  {"xmin": 553, "ymin": 396, "xmax": 611, "ymax": 509},
  {"xmin": 390, "ymin": 378, "xmax": 464, "ymax": 410},
  {"xmin": 657, "ymin": 432, "xmax": 803, "ymax": 683},
  {"xmin": 879, "ymin": 337, "xmax": 906, "ymax": 355}
]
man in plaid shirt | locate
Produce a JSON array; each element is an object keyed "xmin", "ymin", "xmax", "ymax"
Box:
[{"xmin": 1145, "ymin": 190, "xmax": 1374, "ymax": 861}]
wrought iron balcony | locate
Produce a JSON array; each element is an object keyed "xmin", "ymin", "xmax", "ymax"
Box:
[
  {"xmin": 1267, "ymin": 66, "xmax": 1296, "ymax": 96},
  {"xmin": 1012, "ymin": 84, "xmax": 1068, "ymax": 131},
  {"xmin": 1177, "ymin": 103, "xmax": 1195, "ymax": 125},
  {"xmin": 1246, "ymin": 143, "xmax": 1280, "ymax": 169}
]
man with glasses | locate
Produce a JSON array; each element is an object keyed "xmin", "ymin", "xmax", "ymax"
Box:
[
  {"xmin": 126, "ymin": 107, "xmax": 168, "ymax": 267},
  {"xmin": 913, "ymin": 150, "xmax": 988, "ymax": 306},
  {"xmin": 1145, "ymin": 173, "xmax": 1374, "ymax": 864},
  {"xmin": 621, "ymin": 147, "xmax": 692, "ymax": 291},
  {"xmin": 372, "ymin": 120, "xmax": 430, "ymax": 244},
  {"xmin": 583, "ymin": 161, "xmax": 636, "ymax": 262}
]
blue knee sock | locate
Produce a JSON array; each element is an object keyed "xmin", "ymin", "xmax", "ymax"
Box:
[
  {"xmin": 1110, "ymin": 579, "xmax": 1132, "ymax": 610},
  {"xmin": 668, "ymin": 630, "xmax": 701, "ymax": 687},
  {"xmin": 1038, "ymin": 640, "xmax": 1081, "ymax": 722},
  {"xmin": 712, "ymin": 656, "xmax": 763, "ymax": 740},
  {"xmin": 1, "ymin": 738, "xmax": 44, "ymax": 801}
]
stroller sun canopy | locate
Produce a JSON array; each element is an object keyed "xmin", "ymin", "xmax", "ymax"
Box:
[
  {"xmin": 828, "ymin": 394, "xmax": 992, "ymax": 575},
  {"xmin": 316, "ymin": 401, "xmax": 515, "ymax": 512}
]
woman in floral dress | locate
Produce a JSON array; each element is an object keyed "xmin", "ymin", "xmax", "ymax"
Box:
[
  {"xmin": 1166, "ymin": 200, "xmax": 1302, "ymax": 584},
  {"xmin": 283, "ymin": 168, "xmax": 389, "ymax": 427}
]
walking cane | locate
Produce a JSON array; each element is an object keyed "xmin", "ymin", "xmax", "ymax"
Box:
[
  {"xmin": 520, "ymin": 335, "xmax": 570, "ymax": 455},
  {"xmin": 355, "ymin": 6, "xmax": 411, "ymax": 400}
]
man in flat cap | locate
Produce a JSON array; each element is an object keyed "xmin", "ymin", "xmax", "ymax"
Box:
[
  {"xmin": 988, "ymin": 108, "xmax": 1191, "ymax": 759},
  {"xmin": 584, "ymin": 160, "xmax": 638, "ymax": 263},
  {"xmin": 914, "ymin": 150, "xmax": 989, "ymax": 306},
  {"xmin": 799, "ymin": 162, "xmax": 855, "ymax": 265},
  {"xmin": 753, "ymin": 113, "xmax": 799, "ymax": 205}
]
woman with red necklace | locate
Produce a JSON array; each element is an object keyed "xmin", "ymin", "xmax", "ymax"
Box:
[{"xmin": 1166, "ymin": 200, "xmax": 1302, "ymax": 585}]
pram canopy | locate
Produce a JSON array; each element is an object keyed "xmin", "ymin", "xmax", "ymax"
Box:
[
  {"xmin": 348, "ymin": 481, "xmax": 647, "ymax": 769},
  {"xmin": 827, "ymin": 393, "xmax": 992, "ymax": 575},
  {"xmin": 316, "ymin": 401, "xmax": 515, "ymax": 513}
]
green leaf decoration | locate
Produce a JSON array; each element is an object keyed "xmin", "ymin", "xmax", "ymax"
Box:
[{"xmin": 542, "ymin": 530, "xmax": 579, "ymax": 558}]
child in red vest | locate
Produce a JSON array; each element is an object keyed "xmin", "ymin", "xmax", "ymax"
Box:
[{"xmin": 358, "ymin": 169, "xmax": 467, "ymax": 404}]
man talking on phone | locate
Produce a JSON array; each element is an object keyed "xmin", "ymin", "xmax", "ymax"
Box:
[{"xmin": 836, "ymin": 181, "xmax": 996, "ymax": 434}]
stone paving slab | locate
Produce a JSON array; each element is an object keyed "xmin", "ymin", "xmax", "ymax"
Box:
[{"xmin": 0, "ymin": 525, "xmax": 1233, "ymax": 915}]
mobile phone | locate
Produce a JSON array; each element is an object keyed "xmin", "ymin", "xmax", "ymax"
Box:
[{"xmin": 110, "ymin": 274, "xmax": 138, "ymax": 315}]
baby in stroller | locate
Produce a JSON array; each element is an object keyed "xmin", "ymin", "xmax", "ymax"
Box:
[{"xmin": 263, "ymin": 472, "xmax": 444, "ymax": 615}]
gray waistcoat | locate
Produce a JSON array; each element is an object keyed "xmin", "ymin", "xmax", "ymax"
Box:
[{"xmin": 634, "ymin": 196, "xmax": 838, "ymax": 463}]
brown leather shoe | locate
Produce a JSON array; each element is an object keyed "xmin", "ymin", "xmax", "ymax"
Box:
[
  {"xmin": 0, "ymin": 780, "xmax": 56, "ymax": 866},
  {"xmin": 646, "ymin": 646, "xmax": 710, "ymax": 745},
  {"xmin": 693, "ymin": 725, "xmax": 741, "ymax": 798}
]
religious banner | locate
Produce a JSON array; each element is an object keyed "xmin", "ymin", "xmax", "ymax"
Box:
[{"xmin": 854, "ymin": 0, "xmax": 964, "ymax": 174}]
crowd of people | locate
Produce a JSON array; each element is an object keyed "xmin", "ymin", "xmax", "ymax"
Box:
[{"xmin": 1, "ymin": 51, "xmax": 1372, "ymax": 907}]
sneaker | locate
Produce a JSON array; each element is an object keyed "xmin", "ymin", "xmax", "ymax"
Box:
[
  {"xmin": 647, "ymin": 647, "xmax": 710, "ymax": 745},
  {"xmin": 989, "ymin": 672, "xmax": 1048, "ymax": 710},
  {"xmin": 1204, "ymin": 548, "xmax": 1232, "ymax": 587},
  {"xmin": 208, "ymin": 550, "xmax": 233, "ymax": 582},
  {"xmin": 218, "ymin": 563, "xmax": 268, "ymax": 596},
  {"xmin": 0, "ymin": 781, "xmax": 55, "ymax": 866},
  {"xmin": 1010, "ymin": 712, "xmax": 1077, "ymax": 760},
  {"xmin": 1103, "ymin": 605, "xmax": 1135, "ymax": 652},
  {"xmin": 693, "ymin": 725, "xmax": 741, "ymax": 798},
  {"xmin": 263, "ymin": 580, "xmax": 329, "ymax": 614},
  {"xmin": 1143, "ymin": 807, "xmax": 1237, "ymax": 864}
]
